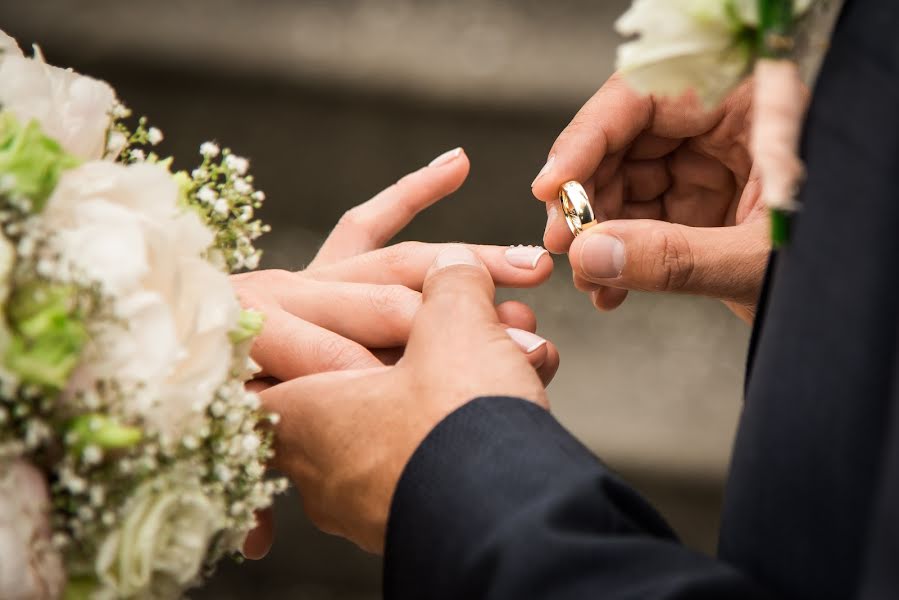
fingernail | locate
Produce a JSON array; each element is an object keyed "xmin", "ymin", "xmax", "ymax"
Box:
[
  {"xmin": 531, "ymin": 154, "xmax": 555, "ymax": 187},
  {"xmin": 580, "ymin": 234, "xmax": 625, "ymax": 279},
  {"xmin": 429, "ymin": 147, "xmax": 463, "ymax": 168},
  {"xmin": 544, "ymin": 202, "xmax": 561, "ymax": 239},
  {"xmin": 506, "ymin": 328, "xmax": 548, "ymax": 354},
  {"xmin": 505, "ymin": 245, "xmax": 548, "ymax": 270},
  {"xmin": 434, "ymin": 245, "xmax": 481, "ymax": 271}
]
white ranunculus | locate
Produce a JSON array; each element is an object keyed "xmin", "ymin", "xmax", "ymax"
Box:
[
  {"xmin": 615, "ymin": 0, "xmax": 816, "ymax": 107},
  {"xmin": 0, "ymin": 30, "xmax": 115, "ymax": 160},
  {"xmin": 42, "ymin": 161, "xmax": 241, "ymax": 441},
  {"xmin": 0, "ymin": 460, "xmax": 65, "ymax": 600},
  {"xmin": 96, "ymin": 476, "xmax": 223, "ymax": 597}
]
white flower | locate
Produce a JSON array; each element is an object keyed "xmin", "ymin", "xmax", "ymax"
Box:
[
  {"xmin": 0, "ymin": 460, "xmax": 66, "ymax": 600},
  {"xmin": 197, "ymin": 186, "xmax": 217, "ymax": 204},
  {"xmin": 224, "ymin": 154, "xmax": 249, "ymax": 175},
  {"xmin": 96, "ymin": 475, "xmax": 223, "ymax": 597},
  {"xmin": 42, "ymin": 162, "xmax": 242, "ymax": 440},
  {"xmin": 615, "ymin": 0, "xmax": 816, "ymax": 107},
  {"xmin": 0, "ymin": 30, "xmax": 116, "ymax": 160},
  {"xmin": 147, "ymin": 126, "xmax": 163, "ymax": 146},
  {"xmin": 615, "ymin": 0, "xmax": 751, "ymax": 107},
  {"xmin": 0, "ymin": 30, "xmax": 21, "ymax": 56},
  {"xmin": 199, "ymin": 142, "xmax": 220, "ymax": 158}
]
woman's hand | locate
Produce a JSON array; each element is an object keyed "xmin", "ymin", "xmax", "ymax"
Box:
[
  {"xmin": 233, "ymin": 147, "xmax": 555, "ymax": 383},
  {"xmin": 532, "ymin": 75, "xmax": 773, "ymax": 322},
  {"xmin": 260, "ymin": 246, "xmax": 555, "ymax": 554}
]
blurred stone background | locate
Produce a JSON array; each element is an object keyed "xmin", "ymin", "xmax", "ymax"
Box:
[{"xmin": 2, "ymin": 1, "xmax": 751, "ymax": 597}]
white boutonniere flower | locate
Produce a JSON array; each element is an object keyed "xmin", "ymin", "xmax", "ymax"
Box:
[{"xmin": 615, "ymin": 0, "xmax": 814, "ymax": 107}]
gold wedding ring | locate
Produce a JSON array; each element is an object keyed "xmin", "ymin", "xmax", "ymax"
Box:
[{"xmin": 559, "ymin": 181, "xmax": 596, "ymax": 237}]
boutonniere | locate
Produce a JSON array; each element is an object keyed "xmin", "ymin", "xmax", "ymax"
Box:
[{"xmin": 615, "ymin": 0, "xmax": 844, "ymax": 247}]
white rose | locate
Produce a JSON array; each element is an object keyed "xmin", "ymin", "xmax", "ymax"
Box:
[
  {"xmin": 96, "ymin": 476, "xmax": 223, "ymax": 597},
  {"xmin": 0, "ymin": 460, "xmax": 65, "ymax": 600},
  {"xmin": 614, "ymin": 0, "xmax": 815, "ymax": 107},
  {"xmin": 0, "ymin": 30, "xmax": 115, "ymax": 160},
  {"xmin": 42, "ymin": 161, "xmax": 241, "ymax": 441}
]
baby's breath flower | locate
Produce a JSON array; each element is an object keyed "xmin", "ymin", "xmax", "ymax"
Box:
[
  {"xmin": 224, "ymin": 154, "xmax": 249, "ymax": 175},
  {"xmin": 200, "ymin": 141, "xmax": 220, "ymax": 158},
  {"xmin": 197, "ymin": 186, "xmax": 217, "ymax": 204},
  {"xmin": 147, "ymin": 127, "xmax": 163, "ymax": 146}
]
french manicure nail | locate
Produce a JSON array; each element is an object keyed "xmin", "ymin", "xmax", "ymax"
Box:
[
  {"xmin": 505, "ymin": 245, "xmax": 549, "ymax": 270},
  {"xmin": 429, "ymin": 147, "xmax": 463, "ymax": 168},
  {"xmin": 580, "ymin": 234, "xmax": 625, "ymax": 279},
  {"xmin": 531, "ymin": 154, "xmax": 556, "ymax": 187},
  {"xmin": 433, "ymin": 245, "xmax": 481, "ymax": 271},
  {"xmin": 506, "ymin": 328, "xmax": 548, "ymax": 354}
]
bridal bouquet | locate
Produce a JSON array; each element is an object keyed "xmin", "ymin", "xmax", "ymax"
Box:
[
  {"xmin": 614, "ymin": 0, "xmax": 844, "ymax": 245},
  {"xmin": 0, "ymin": 30, "xmax": 285, "ymax": 599}
]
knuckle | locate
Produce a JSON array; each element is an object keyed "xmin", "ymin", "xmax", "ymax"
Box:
[
  {"xmin": 311, "ymin": 335, "xmax": 372, "ymax": 372},
  {"xmin": 368, "ymin": 285, "xmax": 419, "ymax": 323},
  {"xmin": 336, "ymin": 207, "xmax": 366, "ymax": 231},
  {"xmin": 643, "ymin": 228, "xmax": 694, "ymax": 292},
  {"xmin": 379, "ymin": 241, "xmax": 424, "ymax": 269},
  {"xmin": 231, "ymin": 269, "xmax": 293, "ymax": 309}
]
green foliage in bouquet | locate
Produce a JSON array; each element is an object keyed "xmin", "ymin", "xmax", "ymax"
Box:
[
  {"xmin": 0, "ymin": 113, "xmax": 79, "ymax": 213},
  {"xmin": 4, "ymin": 283, "xmax": 88, "ymax": 390}
]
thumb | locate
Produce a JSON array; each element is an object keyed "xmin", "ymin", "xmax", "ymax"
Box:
[
  {"xmin": 408, "ymin": 245, "xmax": 501, "ymax": 355},
  {"xmin": 569, "ymin": 219, "xmax": 770, "ymax": 306}
]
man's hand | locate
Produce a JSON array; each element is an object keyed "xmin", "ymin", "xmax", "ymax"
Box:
[
  {"xmin": 532, "ymin": 75, "xmax": 772, "ymax": 322},
  {"xmin": 237, "ymin": 149, "xmax": 555, "ymax": 559},
  {"xmin": 260, "ymin": 246, "xmax": 555, "ymax": 554}
]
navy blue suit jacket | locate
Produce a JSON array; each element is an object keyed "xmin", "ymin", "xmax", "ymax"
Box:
[{"xmin": 384, "ymin": 1, "xmax": 899, "ymax": 598}]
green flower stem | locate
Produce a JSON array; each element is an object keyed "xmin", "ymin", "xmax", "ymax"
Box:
[
  {"xmin": 759, "ymin": 0, "xmax": 797, "ymax": 248},
  {"xmin": 68, "ymin": 414, "xmax": 142, "ymax": 450},
  {"xmin": 770, "ymin": 208, "xmax": 792, "ymax": 248},
  {"xmin": 758, "ymin": 0, "xmax": 796, "ymax": 59}
]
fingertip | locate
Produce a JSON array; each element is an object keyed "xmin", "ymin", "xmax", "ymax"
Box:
[
  {"xmin": 543, "ymin": 202, "xmax": 574, "ymax": 254},
  {"xmin": 537, "ymin": 342, "xmax": 561, "ymax": 387},
  {"xmin": 431, "ymin": 244, "xmax": 485, "ymax": 274},
  {"xmin": 496, "ymin": 301, "xmax": 537, "ymax": 333},
  {"xmin": 506, "ymin": 327, "xmax": 548, "ymax": 356},
  {"xmin": 242, "ymin": 508, "xmax": 275, "ymax": 560},
  {"xmin": 590, "ymin": 287, "xmax": 629, "ymax": 312}
]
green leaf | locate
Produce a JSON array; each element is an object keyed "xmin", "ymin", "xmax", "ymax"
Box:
[
  {"xmin": 4, "ymin": 283, "xmax": 88, "ymax": 389},
  {"xmin": 0, "ymin": 112, "xmax": 80, "ymax": 211},
  {"xmin": 68, "ymin": 414, "xmax": 143, "ymax": 450},
  {"xmin": 63, "ymin": 576, "xmax": 98, "ymax": 600}
]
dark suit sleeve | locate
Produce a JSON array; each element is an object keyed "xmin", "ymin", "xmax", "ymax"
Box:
[{"xmin": 383, "ymin": 397, "xmax": 771, "ymax": 600}]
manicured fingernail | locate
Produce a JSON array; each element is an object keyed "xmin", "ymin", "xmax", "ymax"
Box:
[
  {"xmin": 506, "ymin": 328, "xmax": 548, "ymax": 354},
  {"xmin": 580, "ymin": 234, "xmax": 625, "ymax": 279},
  {"xmin": 505, "ymin": 245, "xmax": 548, "ymax": 270},
  {"xmin": 434, "ymin": 245, "xmax": 481, "ymax": 271},
  {"xmin": 429, "ymin": 147, "xmax": 463, "ymax": 168},
  {"xmin": 531, "ymin": 154, "xmax": 555, "ymax": 187}
]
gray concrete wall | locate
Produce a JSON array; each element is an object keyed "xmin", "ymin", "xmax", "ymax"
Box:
[{"xmin": 2, "ymin": 2, "xmax": 751, "ymax": 597}]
